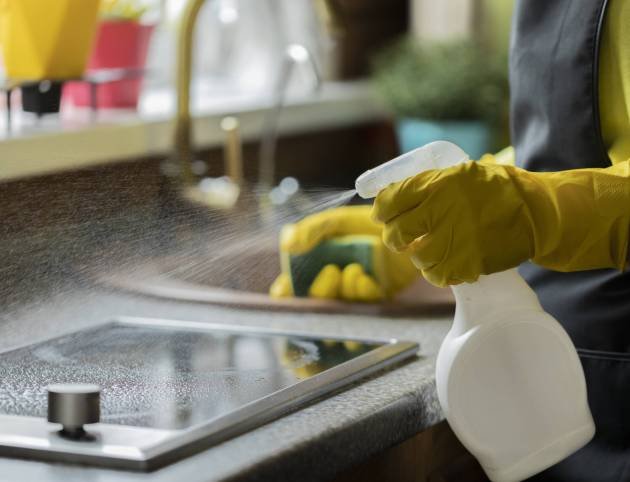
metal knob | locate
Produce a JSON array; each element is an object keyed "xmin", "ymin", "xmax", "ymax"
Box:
[{"xmin": 47, "ymin": 384, "xmax": 100, "ymax": 439}]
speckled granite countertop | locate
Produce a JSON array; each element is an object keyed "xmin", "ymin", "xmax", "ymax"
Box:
[{"xmin": 0, "ymin": 276, "xmax": 451, "ymax": 482}]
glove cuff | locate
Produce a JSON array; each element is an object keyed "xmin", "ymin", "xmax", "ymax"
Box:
[{"xmin": 520, "ymin": 162, "xmax": 630, "ymax": 272}]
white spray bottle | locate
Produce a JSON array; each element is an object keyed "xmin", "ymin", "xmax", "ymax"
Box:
[{"xmin": 355, "ymin": 141, "xmax": 595, "ymax": 482}]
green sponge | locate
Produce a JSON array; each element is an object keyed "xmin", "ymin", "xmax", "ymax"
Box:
[{"xmin": 282, "ymin": 235, "xmax": 380, "ymax": 297}]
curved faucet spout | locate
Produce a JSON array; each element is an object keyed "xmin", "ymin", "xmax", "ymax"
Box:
[{"xmin": 173, "ymin": 0, "xmax": 212, "ymax": 185}]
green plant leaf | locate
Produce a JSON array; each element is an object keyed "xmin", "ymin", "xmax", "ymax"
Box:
[{"xmin": 372, "ymin": 38, "xmax": 509, "ymax": 124}]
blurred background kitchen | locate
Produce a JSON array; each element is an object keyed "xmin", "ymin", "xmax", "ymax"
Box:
[
  {"xmin": 0, "ymin": 2, "xmax": 516, "ymax": 481},
  {"xmin": 0, "ymin": 0, "xmax": 512, "ymax": 181},
  {"xmin": 0, "ymin": 0, "xmax": 517, "ymax": 350},
  {"xmin": 0, "ymin": 0, "xmax": 515, "ymax": 316}
]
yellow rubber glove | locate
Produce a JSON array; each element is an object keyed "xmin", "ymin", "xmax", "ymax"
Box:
[
  {"xmin": 373, "ymin": 160, "xmax": 630, "ymax": 287},
  {"xmin": 269, "ymin": 206, "xmax": 418, "ymax": 302}
]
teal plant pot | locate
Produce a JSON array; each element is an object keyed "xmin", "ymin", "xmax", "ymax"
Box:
[{"xmin": 396, "ymin": 118, "xmax": 491, "ymax": 160}]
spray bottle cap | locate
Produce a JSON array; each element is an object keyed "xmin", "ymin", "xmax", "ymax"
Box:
[{"xmin": 355, "ymin": 141, "xmax": 469, "ymax": 199}]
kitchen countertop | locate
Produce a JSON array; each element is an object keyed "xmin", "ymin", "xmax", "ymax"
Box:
[{"xmin": 0, "ymin": 279, "xmax": 450, "ymax": 482}]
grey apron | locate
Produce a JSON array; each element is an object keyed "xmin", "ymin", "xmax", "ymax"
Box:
[{"xmin": 511, "ymin": 0, "xmax": 630, "ymax": 480}]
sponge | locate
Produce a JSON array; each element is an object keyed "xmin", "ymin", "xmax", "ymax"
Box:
[{"xmin": 282, "ymin": 235, "xmax": 382, "ymax": 297}]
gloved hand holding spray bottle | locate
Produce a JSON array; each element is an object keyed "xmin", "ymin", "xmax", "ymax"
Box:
[{"xmin": 355, "ymin": 141, "xmax": 595, "ymax": 482}]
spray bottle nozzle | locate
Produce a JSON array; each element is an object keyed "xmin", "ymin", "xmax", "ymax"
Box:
[{"xmin": 355, "ymin": 141, "xmax": 469, "ymax": 199}]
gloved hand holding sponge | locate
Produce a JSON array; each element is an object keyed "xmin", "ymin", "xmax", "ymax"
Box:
[
  {"xmin": 269, "ymin": 206, "xmax": 419, "ymax": 302},
  {"xmin": 271, "ymin": 150, "xmax": 630, "ymax": 298}
]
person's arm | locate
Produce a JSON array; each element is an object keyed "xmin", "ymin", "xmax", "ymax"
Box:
[
  {"xmin": 372, "ymin": 160, "xmax": 630, "ymax": 287},
  {"xmin": 483, "ymin": 147, "xmax": 630, "ymax": 265}
]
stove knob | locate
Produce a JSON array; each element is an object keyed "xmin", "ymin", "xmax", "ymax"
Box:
[{"xmin": 47, "ymin": 383, "xmax": 100, "ymax": 439}]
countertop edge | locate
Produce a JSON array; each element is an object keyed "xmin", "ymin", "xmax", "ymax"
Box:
[{"xmin": 222, "ymin": 367, "xmax": 443, "ymax": 482}]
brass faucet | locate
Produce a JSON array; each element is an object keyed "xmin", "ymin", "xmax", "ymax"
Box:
[
  {"xmin": 172, "ymin": 0, "xmax": 243, "ymax": 209},
  {"xmin": 172, "ymin": 0, "xmax": 320, "ymax": 209},
  {"xmin": 173, "ymin": 0, "xmax": 209, "ymax": 187}
]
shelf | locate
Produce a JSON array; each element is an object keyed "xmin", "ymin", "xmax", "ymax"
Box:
[{"xmin": 0, "ymin": 81, "xmax": 388, "ymax": 182}]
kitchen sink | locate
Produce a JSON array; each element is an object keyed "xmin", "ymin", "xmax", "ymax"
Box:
[
  {"xmin": 87, "ymin": 190, "xmax": 454, "ymax": 316},
  {"xmin": 99, "ymin": 238, "xmax": 454, "ymax": 316}
]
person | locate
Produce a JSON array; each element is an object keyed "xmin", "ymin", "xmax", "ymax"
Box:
[{"xmin": 272, "ymin": 1, "xmax": 630, "ymax": 480}]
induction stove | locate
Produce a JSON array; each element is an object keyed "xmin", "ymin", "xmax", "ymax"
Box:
[{"xmin": 0, "ymin": 317, "xmax": 418, "ymax": 470}]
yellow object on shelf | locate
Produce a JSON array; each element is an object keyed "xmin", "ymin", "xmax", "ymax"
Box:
[
  {"xmin": 0, "ymin": 0, "xmax": 101, "ymax": 80},
  {"xmin": 100, "ymin": 0, "xmax": 148, "ymax": 21}
]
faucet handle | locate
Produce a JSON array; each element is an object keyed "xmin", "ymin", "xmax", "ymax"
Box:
[{"xmin": 221, "ymin": 116, "xmax": 243, "ymax": 184}]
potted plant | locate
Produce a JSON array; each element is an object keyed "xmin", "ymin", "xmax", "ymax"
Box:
[
  {"xmin": 372, "ymin": 38, "xmax": 508, "ymax": 158},
  {"xmin": 64, "ymin": 0, "xmax": 154, "ymax": 109}
]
